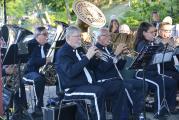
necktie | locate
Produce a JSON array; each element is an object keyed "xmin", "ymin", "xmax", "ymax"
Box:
[
  {"xmin": 41, "ymin": 46, "xmax": 45, "ymax": 58},
  {"xmin": 75, "ymin": 50, "xmax": 92, "ymax": 84},
  {"xmin": 105, "ymin": 47, "xmax": 133, "ymax": 104},
  {"xmin": 105, "ymin": 47, "xmax": 124, "ymax": 80},
  {"xmin": 104, "ymin": 47, "xmax": 110, "ymax": 54}
]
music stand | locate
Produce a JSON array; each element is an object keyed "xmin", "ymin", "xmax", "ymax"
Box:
[
  {"xmin": 151, "ymin": 49, "xmax": 174, "ymax": 118},
  {"xmin": 129, "ymin": 45, "xmax": 160, "ymax": 120},
  {"xmin": 3, "ymin": 43, "xmax": 32, "ymax": 120}
]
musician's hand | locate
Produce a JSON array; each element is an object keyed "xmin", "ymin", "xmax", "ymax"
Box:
[
  {"xmin": 122, "ymin": 48, "xmax": 130, "ymax": 55},
  {"xmin": 86, "ymin": 46, "xmax": 98, "ymax": 60},
  {"xmin": 46, "ymin": 57, "xmax": 52, "ymax": 63},
  {"xmin": 114, "ymin": 43, "xmax": 128, "ymax": 56},
  {"xmin": 95, "ymin": 50, "xmax": 103, "ymax": 58}
]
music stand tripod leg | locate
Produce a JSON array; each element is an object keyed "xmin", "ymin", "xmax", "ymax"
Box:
[
  {"xmin": 154, "ymin": 48, "xmax": 172, "ymax": 118},
  {"xmin": 154, "ymin": 74, "xmax": 171, "ymax": 118}
]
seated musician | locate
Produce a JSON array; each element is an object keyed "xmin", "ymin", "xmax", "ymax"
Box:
[
  {"xmin": 134, "ymin": 22, "xmax": 177, "ymax": 116},
  {"xmin": 23, "ymin": 26, "xmax": 51, "ymax": 114},
  {"xmin": 1, "ymin": 30, "xmax": 28, "ymax": 120},
  {"xmin": 155, "ymin": 22, "xmax": 179, "ymax": 111},
  {"xmin": 55, "ymin": 25, "xmax": 127, "ymax": 120},
  {"xmin": 92, "ymin": 28, "xmax": 144, "ymax": 119}
]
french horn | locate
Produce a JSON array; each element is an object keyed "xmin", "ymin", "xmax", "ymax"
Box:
[{"xmin": 39, "ymin": 22, "xmax": 68, "ymax": 86}]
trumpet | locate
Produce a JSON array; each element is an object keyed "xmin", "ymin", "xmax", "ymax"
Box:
[
  {"xmin": 97, "ymin": 48, "xmax": 139, "ymax": 63},
  {"xmin": 96, "ymin": 49, "xmax": 117, "ymax": 62}
]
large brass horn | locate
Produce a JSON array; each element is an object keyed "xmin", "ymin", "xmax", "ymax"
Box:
[{"xmin": 73, "ymin": 0, "xmax": 106, "ymax": 28}]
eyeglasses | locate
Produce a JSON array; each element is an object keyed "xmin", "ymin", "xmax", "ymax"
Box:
[
  {"xmin": 160, "ymin": 29, "xmax": 172, "ymax": 33},
  {"xmin": 146, "ymin": 31, "xmax": 157, "ymax": 34},
  {"xmin": 101, "ymin": 34, "xmax": 111, "ymax": 38},
  {"xmin": 71, "ymin": 35, "xmax": 82, "ymax": 38},
  {"xmin": 38, "ymin": 30, "xmax": 48, "ymax": 37},
  {"xmin": 39, "ymin": 33, "xmax": 48, "ymax": 36}
]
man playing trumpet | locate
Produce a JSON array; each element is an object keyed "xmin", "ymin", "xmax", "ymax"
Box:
[
  {"xmin": 93, "ymin": 28, "xmax": 144, "ymax": 119},
  {"xmin": 55, "ymin": 25, "xmax": 129, "ymax": 120}
]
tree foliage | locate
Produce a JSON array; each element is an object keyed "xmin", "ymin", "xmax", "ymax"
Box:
[{"xmin": 123, "ymin": 0, "xmax": 179, "ymax": 28}]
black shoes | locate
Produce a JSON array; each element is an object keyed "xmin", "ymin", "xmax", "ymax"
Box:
[
  {"xmin": 170, "ymin": 109, "xmax": 179, "ymax": 114},
  {"xmin": 31, "ymin": 106, "xmax": 43, "ymax": 117},
  {"xmin": 11, "ymin": 111, "xmax": 32, "ymax": 120}
]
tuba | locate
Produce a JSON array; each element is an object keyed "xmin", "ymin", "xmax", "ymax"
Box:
[
  {"xmin": 39, "ymin": 22, "xmax": 68, "ymax": 86},
  {"xmin": 73, "ymin": 0, "xmax": 106, "ymax": 28},
  {"xmin": 72, "ymin": 0, "xmax": 106, "ymax": 50}
]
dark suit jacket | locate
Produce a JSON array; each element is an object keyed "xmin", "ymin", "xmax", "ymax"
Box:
[
  {"xmin": 25, "ymin": 39, "xmax": 50, "ymax": 73},
  {"xmin": 55, "ymin": 43, "xmax": 94, "ymax": 89},
  {"xmin": 135, "ymin": 39, "xmax": 159, "ymax": 75},
  {"xmin": 92, "ymin": 43, "xmax": 126, "ymax": 80},
  {"xmin": 2, "ymin": 68, "xmax": 6, "ymax": 77}
]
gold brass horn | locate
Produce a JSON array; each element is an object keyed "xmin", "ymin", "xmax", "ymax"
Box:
[{"xmin": 73, "ymin": 0, "xmax": 106, "ymax": 28}]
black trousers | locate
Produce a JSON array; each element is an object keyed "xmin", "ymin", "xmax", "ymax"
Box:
[
  {"xmin": 64, "ymin": 84, "xmax": 106, "ymax": 120},
  {"xmin": 65, "ymin": 80, "xmax": 126, "ymax": 120},
  {"xmin": 124, "ymin": 79, "xmax": 144, "ymax": 115},
  {"xmin": 136, "ymin": 71, "xmax": 177, "ymax": 112},
  {"xmin": 165, "ymin": 70, "xmax": 179, "ymax": 89},
  {"xmin": 95, "ymin": 79, "xmax": 126, "ymax": 120},
  {"xmin": 23, "ymin": 72, "xmax": 46, "ymax": 108}
]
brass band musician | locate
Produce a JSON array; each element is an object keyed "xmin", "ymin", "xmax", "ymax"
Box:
[
  {"xmin": 23, "ymin": 26, "xmax": 51, "ymax": 115},
  {"xmin": 134, "ymin": 22, "xmax": 177, "ymax": 117},
  {"xmin": 1, "ymin": 29, "xmax": 28, "ymax": 120},
  {"xmin": 93, "ymin": 28, "xmax": 144, "ymax": 119}
]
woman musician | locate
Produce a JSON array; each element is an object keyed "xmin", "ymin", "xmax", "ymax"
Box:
[{"xmin": 134, "ymin": 22, "xmax": 178, "ymax": 116}]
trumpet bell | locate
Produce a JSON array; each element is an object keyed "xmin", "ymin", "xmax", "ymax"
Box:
[{"xmin": 73, "ymin": 0, "xmax": 106, "ymax": 28}]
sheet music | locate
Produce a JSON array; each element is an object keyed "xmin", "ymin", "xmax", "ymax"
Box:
[
  {"xmin": 151, "ymin": 51, "xmax": 173, "ymax": 65},
  {"xmin": 129, "ymin": 45, "xmax": 160, "ymax": 69}
]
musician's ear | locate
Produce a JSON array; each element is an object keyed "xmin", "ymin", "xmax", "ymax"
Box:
[
  {"xmin": 158, "ymin": 29, "xmax": 162, "ymax": 35},
  {"xmin": 143, "ymin": 31, "xmax": 147, "ymax": 36}
]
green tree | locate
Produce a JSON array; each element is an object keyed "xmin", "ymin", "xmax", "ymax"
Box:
[
  {"xmin": 123, "ymin": 0, "xmax": 179, "ymax": 28},
  {"xmin": 0, "ymin": 0, "xmax": 34, "ymax": 24}
]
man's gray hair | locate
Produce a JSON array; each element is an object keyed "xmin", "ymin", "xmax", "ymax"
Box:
[
  {"xmin": 96, "ymin": 27, "xmax": 109, "ymax": 40},
  {"xmin": 65, "ymin": 26, "xmax": 81, "ymax": 40}
]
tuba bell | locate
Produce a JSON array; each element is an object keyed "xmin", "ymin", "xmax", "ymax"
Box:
[
  {"xmin": 73, "ymin": 0, "xmax": 106, "ymax": 28},
  {"xmin": 73, "ymin": 0, "xmax": 106, "ymax": 50}
]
